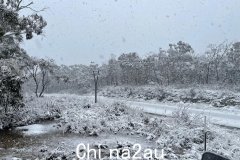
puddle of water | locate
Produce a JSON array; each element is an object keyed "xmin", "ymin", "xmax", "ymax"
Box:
[
  {"xmin": 0, "ymin": 121, "xmax": 62, "ymax": 159},
  {"xmin": 0, "ymin": 122, "xmax": 58, "ymax": 149},
  {"xmin": 16, "ymin": 123, "xmax": 58, "ymax": 136}
]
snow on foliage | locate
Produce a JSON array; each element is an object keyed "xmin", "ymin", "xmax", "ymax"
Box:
[
  {"xmin": 0, "ymin": 59, "xmax": 25, "ymax": 118},
  {"xmin": 1, "ymin": 94, "xmax": 239, "ymax": 159},
  {"xmin": 100, "ymin": 86, "xmax": 240, "ymax": 108}
]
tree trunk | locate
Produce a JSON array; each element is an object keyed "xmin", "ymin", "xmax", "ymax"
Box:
[
  {"xmin": 206, "ymin": 65, "xmax": 210, "ymax": 84},
  {"xmin": 95, "ymin": 80, "xmax": 97, "ymax": 103},
  {"xmin": 33, "ymin": 77, "xmax": 39, "ymax": 97},
  {"xmin": 215, "ymin": 65, "xmax": 219, "ymax": 82},
  {"xmin": 39, "ymin": 71, "xmax": 46, "ymax": 97}
]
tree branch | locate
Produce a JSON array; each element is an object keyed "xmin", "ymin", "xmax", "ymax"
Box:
[{"xmin": 17, "ymin": 1, "xmax": 48, "ymax": 12}]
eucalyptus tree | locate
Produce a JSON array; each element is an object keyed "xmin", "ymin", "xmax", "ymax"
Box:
[
  {"xmin": 0, "ymin": 0, "xmax": 47, "ymax": 58},
  {"xmin": 25, "ymin": 58, "xmax": 58, "ymax": 97},
  {"xmin": 0, "ymin": 0, "xmax": 47, "ymax": 112}
]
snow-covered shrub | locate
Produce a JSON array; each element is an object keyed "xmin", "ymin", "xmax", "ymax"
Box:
[
  {"xmin": 51, "ymin": 95, "xmax": 146, "ymax": 136},
  {"xmin": 0, "ymin": 62, "xmax": 24, "ymax": 114},
  {"xmin": 0, "ymin": 60, "xmax": 26, "ymax": 129},
  {"xmin": 189, "ymin": 88, "xmax": 197, "ymax": 98},
  {"xmin": 156, "ymin": 89, "xmax": 169, "ymax": 101},
  {"xmin": 136, "ymin": 117, "xmax": 167, "ymax": 140},
  {"xmin": 172, "ymin": 106, "xmax": 191, "ymax": 124},
  {"xmin": 100, "ymin": 86, "xmax": 240, "ymax": 108},
  {"xmin": 105, "ymin": 102, "xmax": 129, "ymax": 116}
]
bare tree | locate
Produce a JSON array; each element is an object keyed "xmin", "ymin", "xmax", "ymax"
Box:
[
  {"xmin": 25, "ymin": 57, "xmax": 57, "ymax": 97},
  {"xmin": 205, "ymin": 42, "xmax": 230, "ymax": 83}
]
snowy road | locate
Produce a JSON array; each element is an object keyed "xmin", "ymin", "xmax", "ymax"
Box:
[
  {"xmin": 97, "ymin": 96, "xmax": 240, "ymax": 129},
  {"xmin": 47, "ymin": 94, "xmax": 240, "ymax": 129}
]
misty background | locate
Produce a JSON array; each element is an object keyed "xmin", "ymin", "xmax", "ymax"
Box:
[{"xmin": 20, "ymin": 0, "xmax": 240, "ymax": 65}]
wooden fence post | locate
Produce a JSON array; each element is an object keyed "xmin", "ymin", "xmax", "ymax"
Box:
[{"xmin": 204, "ymin": 116, "xmax": 207, "ymax": 151}]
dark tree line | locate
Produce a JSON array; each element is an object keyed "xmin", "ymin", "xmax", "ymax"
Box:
[
  {"xmin": 46, "ymin": 41, "xmax": 240, "ymax": 94},
  {"xmin": 100, "ymin": 41, "xmax": 240, "ymax": 86}
]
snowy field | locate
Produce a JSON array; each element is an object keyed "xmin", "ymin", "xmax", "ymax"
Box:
[
  {"xmin": 0, "ymin": 93, "xmax": 240, "ymax": 159},
  {"xmin": 2, "ymin": 0, "xmax": 240, "ymax": 160}
]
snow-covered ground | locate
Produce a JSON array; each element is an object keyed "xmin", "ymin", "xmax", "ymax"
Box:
[
  {"xmin": 48, "ymin": 93, "xmax": 240, "ymax": 159},
  {"xmin": 98, "ymin": 86, "xmax": 240, "ymax": 129},
  {"xmin": 96, "ymin": 96, "xmax": 240, "ymax": 129},
  {"xmin": 1, "ymin": 93, "xmax": 240, "ymax": 159}
]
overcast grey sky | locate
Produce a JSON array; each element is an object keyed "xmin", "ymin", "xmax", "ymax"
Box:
[{"xmin": 20, "ymin": 0, "xmax": 240, "ymax": 65}]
